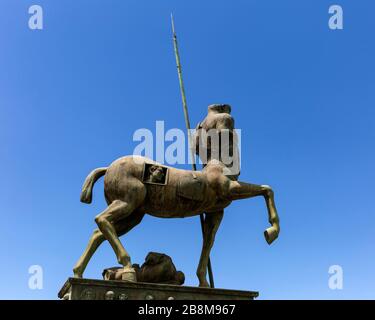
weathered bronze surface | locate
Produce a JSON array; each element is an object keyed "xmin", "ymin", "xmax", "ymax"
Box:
[
  {"xmin": 58, "ymin": 278, "xmax": 258, "ymax": 300},
  {"xmin": 72, "ymin": 104, "xmax": 280, "ymax": 288}
]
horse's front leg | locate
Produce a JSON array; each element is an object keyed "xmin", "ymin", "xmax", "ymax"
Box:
[
  {"xmin": 228, "ymin": 181, "xmax": 280, "ymax": 244},
  {"xmin": 196, "ymin": 210, "xmax": 224, "ymax": 287}
]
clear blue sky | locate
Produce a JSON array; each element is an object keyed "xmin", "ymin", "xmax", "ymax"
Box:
[{"xmin": 1, "ymin": 0, "xmax": 374, "ymax": 299}]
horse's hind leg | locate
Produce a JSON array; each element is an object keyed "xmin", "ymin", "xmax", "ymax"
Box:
[
  {"xmin": 73, "ymin": 211, "xmax": 145, "ymax": 278},
  {"xmin": 94, "ymin": 200, "xmax": 138, "ymax": 268},
  {"xmin": 73, "ymin": 228, "xmax": 104, "ymax": 278}
]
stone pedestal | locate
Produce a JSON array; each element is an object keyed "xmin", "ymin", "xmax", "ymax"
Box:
[{"xmin": 58, "ymin": 278, "xmax": 258, "ymax": 300}]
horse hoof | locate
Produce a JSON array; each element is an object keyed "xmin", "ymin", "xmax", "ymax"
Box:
[
  {"xmin": 73, "ymin": 271, "xmax": 83, "ymax": 279},
  {"xmin": 264, "ymin": 226, "xmax": 279, "ymax": 245},
  {"xmin": 199, "ymin": 281, "xmax": 210, "ymax": 288},
  {"xmin": 121, "ymin": 267, "xmax": 137, "ymax": 282}
]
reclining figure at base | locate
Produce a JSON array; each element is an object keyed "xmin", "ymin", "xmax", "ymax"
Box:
[{"xmin": 103, "ymin": 252, "xmax": 185, "ymax": 285}]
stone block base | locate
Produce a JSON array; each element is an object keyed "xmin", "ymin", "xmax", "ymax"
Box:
[{"xmin": 58, "ymin": 278, "xmax": 258, "ymax": 300}]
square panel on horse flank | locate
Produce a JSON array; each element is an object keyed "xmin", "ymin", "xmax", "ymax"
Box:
[{"xmin": 142, "ymin": 163, "xmax": 169, "ymax": 186}]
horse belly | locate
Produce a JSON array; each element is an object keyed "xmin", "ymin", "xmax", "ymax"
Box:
[{"xmin": 143, "ymin": 184, "xmax": 208, "ymax": 218}]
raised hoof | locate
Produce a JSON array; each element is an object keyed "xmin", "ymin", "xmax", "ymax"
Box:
[{"xmin": 264, "ymin": 225, "xmax": 279, "ymax": 245}]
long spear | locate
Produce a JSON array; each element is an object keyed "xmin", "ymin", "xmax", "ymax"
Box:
[{"xmin": 171, "ymin": 14, "xmax": 215, "ymax": 288}]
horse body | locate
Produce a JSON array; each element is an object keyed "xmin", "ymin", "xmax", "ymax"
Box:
[{"xmin": 103, "ymin": 156, "xmax": 232, "ymax": 218}]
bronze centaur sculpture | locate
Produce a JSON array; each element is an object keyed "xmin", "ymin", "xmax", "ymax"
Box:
[{"xmin": 73, "ymin": 104, "xmax": 280, "ymax": 287}]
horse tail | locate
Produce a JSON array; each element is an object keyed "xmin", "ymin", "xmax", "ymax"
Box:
[{"xmin": 80, "ymin": 167, "xmax": 107, "ymax": 204}]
